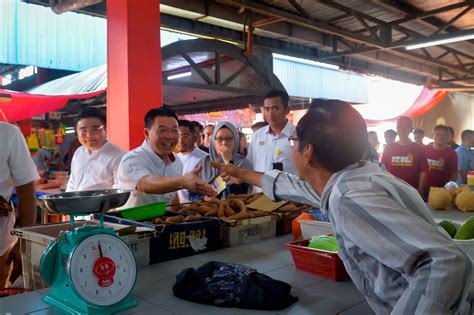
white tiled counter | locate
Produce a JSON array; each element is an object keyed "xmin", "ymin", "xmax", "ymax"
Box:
[{"xmin": 0, "ymin": 234, "xmax": 371, "ymax": 315}]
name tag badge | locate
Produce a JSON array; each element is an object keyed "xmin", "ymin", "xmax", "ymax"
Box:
[{"xmin": 259, "ymin": 141, "xmax": 265, "ymax": 145}]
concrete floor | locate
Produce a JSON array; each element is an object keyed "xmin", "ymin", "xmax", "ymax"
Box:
[{"xmin": 0, "ymin": 234, "xmax": 373, "ymax": 315}]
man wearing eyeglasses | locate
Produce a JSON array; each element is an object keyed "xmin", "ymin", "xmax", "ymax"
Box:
[
  {"xmin": 176, "ymin": 120, "xmax": 208, "ymax": 203},
  {"xmin": 247, "ymin": 90, "xmax": 296, "ymax": 192},
  {"xmin": 212, "ymin": 100, "xmax": 472, "ymax": 314},
  {"xmin": 116, "ymin": 108, "xmax": 216, "ymax": 208},
  {"xmin": 66, "ymin": 108, "xmax": 125, "ymax": 192}
]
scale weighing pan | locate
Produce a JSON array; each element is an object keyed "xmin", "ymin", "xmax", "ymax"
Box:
[{"xmin": 39, "ymin": 189, "xmax": 131, "ymax": 215}]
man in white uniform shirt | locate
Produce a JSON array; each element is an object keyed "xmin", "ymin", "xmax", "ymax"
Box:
[
  {"xmin": 0, "ymin": 122, "xmax": 39, "ymax": 288},
  {"xmin": 116, "ymin": 108, "xmax": 215, "ymax": 208},
  {"xmin": 247, "ymin": 90, "xmax": 296, "ymax": 191},
  {"xmin": 66, "ymin": 108, "xmax": 125, "ymax": 192},
  {"xmin": 176, "ymin": 120, "xmax": 208, "ymax": 203}
]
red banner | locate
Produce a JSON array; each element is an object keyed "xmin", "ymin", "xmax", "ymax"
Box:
[
  {"xmin": 0, "ymin": 88, "xmax": 105, "ymax": 123},
  {"xmin": 364, "ymin": 87, "xmax": 448, "ymax": 126}
]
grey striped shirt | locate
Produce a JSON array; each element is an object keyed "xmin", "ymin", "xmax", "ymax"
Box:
[{"xmin": 261, "ymin": 161, "xmax": 472, "ymax": 314}]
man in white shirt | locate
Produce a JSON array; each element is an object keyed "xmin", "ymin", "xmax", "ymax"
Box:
[
  {"xmin": 247, "ymin": 90, "xmax": 296, "ymax": 192},
  {"xmin": 0, "ymin": 122, "xmax": 39, "ymax": 288},
  {"xmin": 116, "ymin": 108, "xmax": 215, "ymax": 208},
  {"xmin": 199, "ymin": 124, "xmax": 214, "ymax": 153},
  {"xmin": 66, "ymin": 108, "xmax": 125, "ymax": 192},
  {"xmin": 176, "ymin": 120, "xmax": 208, "ymax": 203}
]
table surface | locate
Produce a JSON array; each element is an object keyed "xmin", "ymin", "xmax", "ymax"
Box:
[
  {"xmin": 429, "ymin": 205, "xmax": 473, "ymax": 224},
  {"xmin": 1, "ymin": 205, "xmax": 471, "ymax": 315},
  {"xmin": 0, "ymin": 234, "xmax": 372, "ymax": 315}
]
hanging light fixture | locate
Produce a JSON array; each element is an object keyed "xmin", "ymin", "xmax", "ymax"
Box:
[{"xmin": 406, "ymin": 33, "xmax": 474, "ymax": 50}]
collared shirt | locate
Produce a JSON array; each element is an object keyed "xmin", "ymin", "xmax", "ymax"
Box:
[
  {"xmin": 66, "ymin": 141, "xmax": 125, "ymax": 192},
  {"xmin": 261, "ymin": 162, "xmax": 472, "ymax": 314},
  {"xmin": 455, "ymin": 144, "xmax": 474, "ymax": 184},
  {"xmin": 116, "ymin": 140, "xmax": 183, "ymax": 208},
  {"xmin": 0, "ymin": 122, "xmax": 39, "ymax": 255},
  {"xmin": 177, "ymin": 147, "xmax": 208, "ymax": 203},
  {"xmin": 247, "ymin": 121, "xmax": 296, "ymax": 192}
]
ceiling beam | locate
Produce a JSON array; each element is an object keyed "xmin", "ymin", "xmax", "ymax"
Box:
[
  {"xmin": 431, "ymin": 4, "xmax": 473, "ymax": 36},
  {"xmin": 218, "ymin": 0, "xmax": 385, "ymax": 46},
  {"xmin": 384, "ymin": 1, "xmax": 472, "ymax": 26},
  {"xmin": 287, "ymin": 0, "xmax": 311, "ymax": 19},
  {"xmin": 170, "ymin": 95, "xmax": 261, "ymax": 115},
  {"xmin": 160, "ymin": 13, "xmax": 441, "ymax": 87},
  {"xmin": 219, "ymin": 0, "xmax": 474, "ymax": 77},
  {"xmin": 373, "ymin": 0, "xmax": 474, "ymax": 44},
  {"xmin": 314, "ymin": 0, "xmax": 474, "ymax": 61},
  {"xmin": 162, "ymin": 79, "xmax": 265, "ymax": 96},
  {"xmin": 433, "ymin": 76, "xmax": 474, "ymax": 84}
]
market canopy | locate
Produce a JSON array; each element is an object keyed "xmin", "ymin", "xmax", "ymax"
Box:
[
  {"xmin": 2, "ymin": 39, "xmax": 286, "ymax": 120},
  {"xmin": 0, "ymin": 88, "xmax": 104, "ymax": 123}
]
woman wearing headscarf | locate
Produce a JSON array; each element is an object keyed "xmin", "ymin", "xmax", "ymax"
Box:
[{"xmin": 200, "ymin": 122, "xmax": 253, "ymax": 198}]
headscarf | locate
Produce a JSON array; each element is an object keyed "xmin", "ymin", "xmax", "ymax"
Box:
[{"xmin": 200, "ymin": 122, "xmax": 253, "ymax": 183}]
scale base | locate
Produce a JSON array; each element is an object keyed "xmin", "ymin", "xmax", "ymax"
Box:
[{"xmin": 44, "ymin": 294, "xmax": 138, "ymax": 314}]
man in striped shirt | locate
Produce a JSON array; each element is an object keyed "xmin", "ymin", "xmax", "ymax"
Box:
[{"xmin": 212, "ymin": 100, "xmax": 472, "ymax": 314}]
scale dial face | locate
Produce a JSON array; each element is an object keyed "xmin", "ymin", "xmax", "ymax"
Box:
[{"xmin": 69, "ymin": 234, "xmax": 136, "ymax": 306}]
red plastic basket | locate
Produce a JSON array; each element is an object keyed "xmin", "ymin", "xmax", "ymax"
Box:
[{"xmin": 286, "ymin": 239, "xmax": 350, "ymax": 281}]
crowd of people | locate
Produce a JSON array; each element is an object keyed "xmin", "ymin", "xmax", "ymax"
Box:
[
  {"xmin": 367, "ymin": 116, "xmax": 474, "ymax": 199},
  {"xmin": 1, "ymin": 90, "xmax": 473, "ymax": 313}
]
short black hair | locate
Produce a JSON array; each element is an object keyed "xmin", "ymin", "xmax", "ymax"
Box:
[
  {"xmin": 178, "ymin": 120, "xmax": 195, "ymax": 134},
  {"xmin": 384, "ymin": 129, "xmax": 397, "ymax": 138},
  {"xmin": 75, "ymin": 107, "xmax": 106, "ymax": 127},
  {"xmin": 251, "ymin": 121, "xmax": 268, "ymax": 132},
  {"xmin": 461, "ymin": 129, "xmax": 474, "ymax": 141},
  {"xmin": 433, "ymin": 125, "xmax": 448, "ymax": 133},
  {"xmin": 413, "ymin": 128, "xmax": 425, "ymax": 135},
  {"xmin": 191, "ymin": 121, "xmax": 203, "ymax": 133},
  {"xmin": 298, "ymin": 99, "xmax": 367, "ymax": 173},
  {"xmin": 264, "ymin": 90, "xmax": 289, "ymax": 109},
  {"xmin": 144, "ymin": 107, "xmax": 178, "ymax": 129},
  {"xmin": 447, "ymin": 126, "xmax": 455, "ymax": 136}
]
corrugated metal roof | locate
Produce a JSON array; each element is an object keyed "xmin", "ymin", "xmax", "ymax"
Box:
[
  {"xmin": 0, "ymin": 0, "xmax": 106, "ymax": 71},
  {"xmin": 28, "ymin": 64, "xmax": 106, "ymax": 94},
  {"xmin": 263, "ymin": 0, "xmax": 473, "ymax": 58},
  {"xmin": 273, "ymin": 55, "xmax": 368, "ymax": 104}
]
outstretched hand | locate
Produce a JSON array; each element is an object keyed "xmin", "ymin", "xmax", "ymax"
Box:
[
  {"xmin": 211, "ymin": 160, "xmax": 263, "ymax": 187},
  {"xmin": 183, "ymin": 165, "xmax": 217, "ymax": 197},
  {"xmin": 210, "ymin": 161, "xmax": 242, "ymax": 178}
]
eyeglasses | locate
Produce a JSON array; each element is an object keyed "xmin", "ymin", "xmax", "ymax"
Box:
[
  {"xmin": 215, "ymin": 136, "xmax": 234, "ymax": 143},
  {"xmin": 78, "ymin": 125, "xmax": 104, "ymax": 136},
  {"xmin": 179, "ymin": 134, "xmax": 192, "ymax": 139},
  {"xmin": 288, "ymin": 135, "xmax": 299, "ymax": 147}
]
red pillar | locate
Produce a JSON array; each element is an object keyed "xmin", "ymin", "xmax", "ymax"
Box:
[{"xmin": 107, "ymin": 0, "xmax": 162, "ymax": 151}]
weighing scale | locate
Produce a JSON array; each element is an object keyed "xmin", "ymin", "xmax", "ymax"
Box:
[{"xmin": 38, "ymin": 189, "xmax": 138, "ymax": 314}]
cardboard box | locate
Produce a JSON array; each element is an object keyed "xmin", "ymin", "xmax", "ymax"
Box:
[
  {"xmin": 221, "ymin": 216, "xmax": 277, "ymax": 247},
  {"xmin": 13, "ymin": 221, "xmax": 154, "ymax": 290},
  {"xmin": 103, "ymin": 211, "xmax": 221, "ymax": 264}
]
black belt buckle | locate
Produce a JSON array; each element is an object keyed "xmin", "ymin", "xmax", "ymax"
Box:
[{"xmin": 272, "ymin": 162, "xmax": 283, "ymax": 171}]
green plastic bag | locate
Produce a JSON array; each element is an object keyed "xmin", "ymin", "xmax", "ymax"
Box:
[{"xmin": 308, "ymin": 235, "xmax": 339, "ymax": 252}]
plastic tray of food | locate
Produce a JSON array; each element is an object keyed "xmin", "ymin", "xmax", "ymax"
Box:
[{"xmin": 112, "ymin": 202, "xmax": 167, "ymax": 221}]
